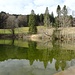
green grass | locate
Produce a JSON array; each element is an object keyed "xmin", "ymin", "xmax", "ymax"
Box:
[
  {"xmin": 15, "ymin": 27, "xmax": 29, "ymax": 34},
  {"xmin": 0, "ymin": 39, "xmax": 12, "ymax": 45},
  {"xmin": 0, "ymin": 39, "xmax": 28, "ymax": 47},
  {"xmin": 37, "ymin": 26, "xmax": 45, "ymax": 29},
  {"xmin": 0, "ymin": 29, "xmax": 11, "ymax": 34},
  {"xmin": 14, "ymin": 40, "xmax": 28, "ymax": 47},
  {"xmin": 0, "ymin": 26, "xmax": 45, "ymax": 34},
  {"xmin": 0, "ymin": 27, "xmax": 29, "ymax": 34}
]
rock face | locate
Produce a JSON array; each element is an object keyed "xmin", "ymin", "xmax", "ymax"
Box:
[{"xmin": 54, "ymin": 66, "xmax": 75, "ymax": 75}]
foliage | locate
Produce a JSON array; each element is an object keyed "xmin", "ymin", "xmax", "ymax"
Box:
[
  {"xmin": 56, "ymin": 5, "xmax": 61, "ymax": 17},
  {"xmin": 0, "ymin": 5, "xmax": 74, "ymax": 36},
  {"xmin": 36, "ymin": 14, "xmax": 40, "ymax": 26},
  {"xmin": 56, "ymin": 5, "xmax": 73, "ymax": 27},
  {"xmin": 0, "ymin": 11, "xmax": 8, "ymax": 29},
  {"xmin": 28, "ymin": 10, "xmax": 37, "ymax": 34},
  {"xmin": 50, "ymin": 12, "xmax": 55, "ymax": 27},
  {"xmin": 44, "ymin": 7, "xmax": 51, "ymax": 27},
  {"xmin": 39, "ymin": 14, "xmax": 44, "ymax": 25},
  {"xmin": 56, "ymin": 5, "xmax": 61, "ymax": 27},
  {"xmin": 17, "ymin": 15, "xmax": 27, "ymax": 27},
  {"xmin": 62, "ymin": 5, "xmax": 68, "ymax": 16}
]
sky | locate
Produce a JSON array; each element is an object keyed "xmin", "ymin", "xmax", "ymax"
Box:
[{"xmin": 0, "ymin": 0, "xmax": 75, "ymax": 16}]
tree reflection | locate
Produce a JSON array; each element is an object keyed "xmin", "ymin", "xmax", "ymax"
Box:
[
  {"xmin": 0, "ymin": 40, "xmax": 75, "ymax": 71},
  {"xmin": 28, "ymin": 41, "xmax": 37, "ymax": 65},
  {"xmin": 55, "ymin": 60, "xmax": 60, "ymax": 71},
  {"xmin": 60, "ymin": 60, "xmax": 66, "ymax": 70}
]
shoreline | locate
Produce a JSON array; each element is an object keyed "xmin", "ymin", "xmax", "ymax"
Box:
[{"xmin": 0, "ymin": 27, "xmax": 75, "ymax": 41}]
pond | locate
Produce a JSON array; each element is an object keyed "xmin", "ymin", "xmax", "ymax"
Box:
[{"xmin": 0, "ymin": 39, "xmax": 75, "ymax": 75}]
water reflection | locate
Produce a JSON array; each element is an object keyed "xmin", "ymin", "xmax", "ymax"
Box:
[
  {"xmin": 0, "ymin": 39, "xmax": 75, "ymax": 75},
  {"xmin": 0, "ymin": 59, "xmax": 57, "ymax": 75}
]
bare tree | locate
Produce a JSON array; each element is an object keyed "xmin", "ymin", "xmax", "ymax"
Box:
[
  {"xmin": 61, "ymin": 5, "xmax": 73, "ymax": 27},
  {"xmin": 0, "ymin": 11, "xmax": 8, "ymax": 29},
  {"xmin": 6, "ymin": 15, "xmax": 18, "ymax": 37}
]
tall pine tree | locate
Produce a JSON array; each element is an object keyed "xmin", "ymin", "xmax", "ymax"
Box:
[
  {"xmin": 56, "ymin": 5, "xmax": 61, "ymax": 27},
  {"xmin": 28, "ymin": 10, "xmax": 37, "ymax": 34},
  {"xmin": 44, "ymin": 7, "xmax": 50, "ymax": 27},
  {"xmin": 50, "ymin": 12, "xmax": 55, "ymax": 27}
]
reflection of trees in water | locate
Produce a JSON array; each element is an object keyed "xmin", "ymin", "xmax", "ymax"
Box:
[
  {"xmin": 42, "ymin": 49, "xmax": 49, "ymax": 68},
  {"xmin": 55, "ymin": 60, "xmax": 66, "ymax": 71},
  {"xmin": 52, "ymin": 39, "xmax": 61, "ymax": 50},
  {"xmin": 0, "ymin": 45, "xmax": 7, "ymax": 61},
  {"xmin": 0, "ymin": 40, "xmax": 75, "ymax": 70},
  {"xmin": 28, "ymin": 41, "xmax": 37, "ymax": 65}
]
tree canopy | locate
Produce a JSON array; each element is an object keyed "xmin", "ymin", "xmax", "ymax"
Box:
[
  {"xmin": 44, "ymin": 7, "xmax": 51, "ymax": 27},
  {"xmin": 28, "ymin": 10, "xmax": 37, "ymax": 34}
]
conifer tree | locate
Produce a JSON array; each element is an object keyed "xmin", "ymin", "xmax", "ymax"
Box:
[
  {"xmin": 28, "ymin": 10, "xmax": 37, "ymax": 34},
  {"xmin": 44, "ymin": 7, "xmax": 50, "ymax": 27},
  {"xmin": 50, "ymin": 12, "xmax": 55, "ymax": 27},
  {"xmin": 56, "ymin": 5, "xmax": 61, "ymax": 17},
  {"xmin": 56, "ymin": 5, "xmax": 61, "ymax": 27}
]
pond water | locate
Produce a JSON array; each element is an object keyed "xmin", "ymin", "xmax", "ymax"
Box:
[{"xmin": 0, "ymin": 39, "xmax": 75, "ymax": 75}]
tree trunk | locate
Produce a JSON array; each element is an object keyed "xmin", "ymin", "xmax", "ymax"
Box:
[{"xmin": 12, "ymin": 28, "xmax": 15, "ymax": 39}]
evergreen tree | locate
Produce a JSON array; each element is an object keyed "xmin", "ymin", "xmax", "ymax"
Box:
[
  {"xmin": 28, "ymin": 10, "xmax": 37, "ymax": 34},
  {"xmin": 39, "ymin": 14, "xmax": 44, "ymax": 25},
  {"xmin": 61, "ymin": 5, "xmax": 68, "ymax": 27},
  {"xmin": 56, "ymin": 5, "xmax": 61, "ymax": 17},
  {"xmin": 50, "ymin": 12, "xmax": 55, "ymax": 27},
  {"xmin": 56, "ymin": 5, "xmax": 61, "ymax": 27},
  {"xmin": 36, "ymin": 14, "xmax": 40, "ymax": 26},
  {"xmin": 44, "ymin": 7, "xmax": 50, "ymax": 27},
  {"xmin": 62, "ymin": 5, "xmax": 68, "ymax": 16}
]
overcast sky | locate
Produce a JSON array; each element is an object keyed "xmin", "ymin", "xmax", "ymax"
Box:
[{"xmin": 0, "ymin": 0, "xmax": 75, "ymax": 16}]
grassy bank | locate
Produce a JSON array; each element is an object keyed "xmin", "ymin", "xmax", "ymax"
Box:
[
  {"xmin": 0, "ymin": 29, "xmax": 11, "ymax": 34},
  {"xmin": 0, "ymin": 26, "xmax": 45, "ymax": 34},
  {"xmin": 0, "ymin": 26, "xmax": 75, "ymax": 41},
  {"xmin": 0, "ymin": 26, "xmax": 75, "ymax": 35},
  {"xmin": 0, "ymin": 27, "xmax": 29, "ymax": 34}
]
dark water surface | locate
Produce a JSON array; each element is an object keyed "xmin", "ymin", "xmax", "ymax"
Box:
[{"xmin": 0, "ymin": 39, "xmax": 75, "ymax": 75}]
